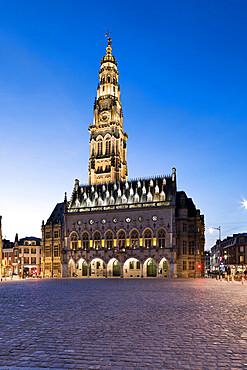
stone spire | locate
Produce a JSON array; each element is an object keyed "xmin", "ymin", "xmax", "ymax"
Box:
[{"xmin": 88, "ymin": 33, "xmax": 128, "ymax": 185}]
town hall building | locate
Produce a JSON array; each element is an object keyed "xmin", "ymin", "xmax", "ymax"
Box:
[{"xmin": 41, "ymin": 36, "xmax": 205, "ymax": 279}]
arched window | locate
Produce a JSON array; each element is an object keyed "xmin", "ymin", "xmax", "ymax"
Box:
[
  {"xmin": 82, "ymin": 232, "xmax": 89, "ymax": 249},
  {"xmin": 118, "ymin": 230, "xmax": 126, "ymax": 250},
  {"xmin": 113, "ymin": 77, "xmax": 116, "ymax": 85},
  {"xmin": 102, "ymin": 77, "xmax": 105, "ymax": 84},
  {"xmin": 157, "ymin": 229, "xmax": 166, "ymax": 248},
  {"xmin": 105, "ymin": 139, "xmax": 111, "ymax": 155},
  {"xmin": 98, "ymin": 140, "xmax": 102, "ymax": 156},
  {"xmin": 130, "ymin": 229, "xmax": 139, "ymax": 249},
  {"xmin": 143, "ymin": 229, "xmax": 152, "ymax": 248},
  {"xmin": 105, "ymin": 231, "xmax": 113, "ymax": 249},
  {"xmin": 107, "ymin": 76, "xmax": 110, "ymax": 83},
  {"xmin": 93, "ymin": 231, "xmax": 101, "ymax": 249},
  {"xmin": 70, "ymin": 233, "xmax": 78, "ymax": 250}
]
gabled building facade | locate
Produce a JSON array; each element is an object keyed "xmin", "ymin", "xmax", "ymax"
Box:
[{"xmin": 41, "ymin": 36, "xmax": 205, "ymax": 278}]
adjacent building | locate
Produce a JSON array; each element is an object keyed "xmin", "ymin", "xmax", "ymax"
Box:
[
  {"xmin": 210, "ymin": 233, "xmax": 247, "ymax": 275},
  {"xmin": 41, "ymin": 36, "xmax": 205, "ymax": 278}
]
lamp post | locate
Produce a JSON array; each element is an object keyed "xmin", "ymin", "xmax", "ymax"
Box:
[{"xmin": 209, "ymin": 226, "xmax": 221, "ymax": 279}]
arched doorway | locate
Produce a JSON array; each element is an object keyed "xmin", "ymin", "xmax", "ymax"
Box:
[
  {"xmin": 77, "ymin": 258, "xmax": 88, "ymax": 277},
  {"xmin": 107, "ymin": 258, "xmax": 121, "ymax": 277},
  {"xmin": 89, "ymin": 258, "xmax": 106, "ymax": 277},
  {"xmin": 123, "ymin": 258, "xmax": 141, "ymax": 278},
  {"xmin": 144, "ymin": 258, "xmax": 157, "ymax": 277},
  {"xmin": 158, "ymin": 258, "xmax": 169, "ymax": 277},
  {"xmin": 68, "ymin": 259, "xmax": 76, "ymax": 277}
]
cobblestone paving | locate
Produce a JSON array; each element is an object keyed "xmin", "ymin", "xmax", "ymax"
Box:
[{"xmin": 0, "ymin": 278, "xmax": 247, "ymax": 369}]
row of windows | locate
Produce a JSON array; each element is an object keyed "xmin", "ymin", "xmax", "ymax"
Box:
[
  {"xmin": 45, "ymin": 245, "xmax": 59, "ymax": 258},
  {"xmin": 70, "ymin": 229, "xmax": 166, "ymax": 250},
  {"xmin": 183, "ymin": 261, "xmax": 195, "ymax": 270},
  {"xmin": 24, "ymin": 257, "xmax": 37, "ymax": 264},
  {"xmin": 101, "ymin": 76, "xmax": 117, "ymax": 85},
  {"xmin": 23, "ymin": 248, "xmax": 39, "ymax": 254},
  {"xmin": 45, "ymin": 230, "xmax": 61, "ymax": 239}
]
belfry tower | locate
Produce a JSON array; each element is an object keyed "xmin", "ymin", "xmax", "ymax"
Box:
[{"xmin": 88, "ymin": 34, "xmax": 128, "ymax": 185}]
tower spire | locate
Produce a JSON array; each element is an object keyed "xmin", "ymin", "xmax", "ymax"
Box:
[{"xmin": 88, "ymin": 34, "xmax": 128, "ymax": 185}]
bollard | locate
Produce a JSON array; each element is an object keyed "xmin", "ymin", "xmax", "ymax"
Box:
[
  {"xmin": 231, "ymin": 276, "xmax": 234, "ymax": 282},
  {"xmin": 242, "ymin": 277, "xmax": 244, "ymax": 284},
  {"xmin": 220, "ymin": 275, "xmax": 222, "ymax": 281},
  {"xmin": 227, "ymin": 275, "xmax": 230, "ymax": 282}
]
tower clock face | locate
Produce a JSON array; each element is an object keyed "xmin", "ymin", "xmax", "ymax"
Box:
[{"xmin": 100, "ymin": 112, "xmax": 110, "ymax": 122}]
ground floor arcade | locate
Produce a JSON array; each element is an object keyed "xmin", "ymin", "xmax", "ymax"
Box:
[{"xmin": 67, "ymin": 256, "xmax": 170, "ymax": 278}]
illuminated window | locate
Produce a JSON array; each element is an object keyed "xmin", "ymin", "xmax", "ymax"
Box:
[
  {"xmin": 157, "ymin": 229, "xmax": 166, "ymax": 248},
  {"xmin": 130, "ymin": 230, "xmax": 139, "ymax": 249},
  {"xmin": 93, "ymin": 232, "xmax": 101, "ymax": 249},
  {"xmin": 71, "ymin": 233, "xmax": 78, "ymax": 250},
  {"xmin": 118, "ymin": 231, "xmax": 126, "ymax": 250},
  {"xmin": 105, "ymin": 231, "xmax": 113, "ymax": 249},
  {"xmin": 82, "ymin": 232, "xmax": 89, "ymax": 249},
  {"xmin": 143, "ymin": 229, "xmax": 152, "ymax": 248}
]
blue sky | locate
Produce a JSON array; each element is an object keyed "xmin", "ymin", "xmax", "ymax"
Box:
[{"xmin": 0, "ymin": 0, "xmax": 247, "ymax": 249}]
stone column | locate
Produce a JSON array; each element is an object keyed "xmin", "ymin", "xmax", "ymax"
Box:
[
  {"xmin": 156, "ymin": 264, "xmax": 159, "ymax": 278},
  {"xmin": 141, "ymin": 263, "xmax": 143, "ymax": 278},
  {"xmin": 61, "ymin": 262, "xmax": 68, "ymax": 278},
  {"xmin": 87, "ymin": 264, "xmax": 90, "ymax": 278},
  {"xmin": 120, "ymin": 262, "xmax": 124, "ymax": 278},
  {"xmin": 169, "ymin": 263, "xmax": 177, "ymax": 278}
]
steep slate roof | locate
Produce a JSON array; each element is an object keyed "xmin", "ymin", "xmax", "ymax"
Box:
[
  {"xmin": 19, "ymin": 237, "xmax": 41, "ymax": 246},
  {"xmin": 176, "ymin": 191, "xmax": 197, "ymax": 217},
  {"xmin": 69, "ymin": 175, "xmax": 176, "ymax": 212},
  {"xmin": 46, "ymin": 202, "xmax": 64, "ymax": 225}
]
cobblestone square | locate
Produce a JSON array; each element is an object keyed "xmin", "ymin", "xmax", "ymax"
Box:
[{"xmin": 0, "ymin": 278, "xmax": 247, "ymax": 369}]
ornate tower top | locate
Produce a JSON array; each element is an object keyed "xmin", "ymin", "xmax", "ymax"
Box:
[{"xmin": 88, "ymin": 33, "xmax": 128, "ymax": 185}]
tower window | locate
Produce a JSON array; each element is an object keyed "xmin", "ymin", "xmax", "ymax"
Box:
[
  {"xmin": 107, "ymin": 76, "xmax": 110, "ymax": 83},
  {"xmin": 98, "ymin": 140, "xmax": 102, "ymax": 156},
  {"xmin": 105, "ymin": 139, "xmax": 110, "ymax": 155}
]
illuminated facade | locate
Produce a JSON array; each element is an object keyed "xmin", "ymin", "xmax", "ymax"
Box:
[{"xmin": 41, "ymin": 36, "xmax": 205, "ymax": 279}]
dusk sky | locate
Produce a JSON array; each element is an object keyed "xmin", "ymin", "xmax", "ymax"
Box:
[{"xmin": 1, "ymin": 0, "xmax": 247, "ymax": 249}]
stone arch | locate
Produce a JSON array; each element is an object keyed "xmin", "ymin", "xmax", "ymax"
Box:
[
  {"xmin": 123, "ymin": 258, "xmax": 141, "ymax": 278},
  {"xmin": 158, "ymin": 257, "xmax": 169, "ymax": 278},
  {"xmin": 81, "ymin": 231, "xmax": 90, "ymax": 250},
  {"xmin": 70, "ymin": 232, "xmax": 78, "ymax": 250},
  {"xmin": 143, "ymin": 228, "xmax": 153, "ymax": 249},
  {"xmin": 129, "ymin": 228, "xmax": 139, "ymax": 249},
  {"xmin": 143, "ymin": 258, "xmax": 157, "ymax": 277},
  {"xmin": 68, "ymin": 258, "xmax": 76, "ymax": 277},
  {"xmin": 117, "ymin": 229, "xmax": 126, "ymax": 251},
  {"xmin": 157, "ymin": 228, "xmax": 166, "ymax": 248},
  {"xmin": 93, "ymin": 230, "xmax": 102, "ymax": 249},
  {"xmin": 107, "ymin": 258, "xmax": 121, "ymax": 277},
  {"xmin": 104, "ymin": 229, "xmax": 114, "ymax": 249},
  {"xmin": 89, "ymin": 258, "xmax": 106, "ymax": 278},
  {"xmin": 77, "ymin": 258, "xmax": 88, "ymax": 277}
]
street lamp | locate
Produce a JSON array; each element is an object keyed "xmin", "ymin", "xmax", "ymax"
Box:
[{"xmin": 209, "ymin": 226, "xmax": 221, "ymax": 279}]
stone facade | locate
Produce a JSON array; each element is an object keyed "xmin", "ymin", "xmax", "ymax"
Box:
[{"xmin": 41, "ymin": 36, "xmax": 205, "ymax": 278}]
